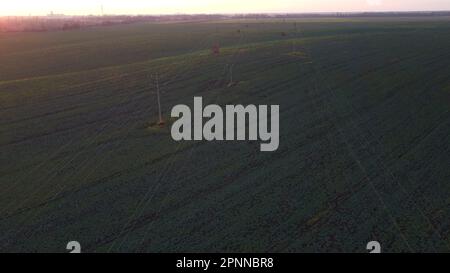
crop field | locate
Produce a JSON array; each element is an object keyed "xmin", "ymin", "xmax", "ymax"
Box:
[{"xmin": 0, "ymin": 16, "xmax": 449, "ymax": 253}]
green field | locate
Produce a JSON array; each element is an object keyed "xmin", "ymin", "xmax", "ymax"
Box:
[{"xmin": 0, "ymin": 17, "xmax": 449, "ymax": 253}]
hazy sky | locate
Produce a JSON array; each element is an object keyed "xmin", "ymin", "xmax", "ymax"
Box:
[{"xmin": 1, "ymin": 0, "xmax": 449, "ymax": 16}]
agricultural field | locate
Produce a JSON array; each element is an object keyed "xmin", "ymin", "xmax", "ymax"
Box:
[{"xmin": 0, "ymin": 16, "xmax": 449, "ymax": 253}]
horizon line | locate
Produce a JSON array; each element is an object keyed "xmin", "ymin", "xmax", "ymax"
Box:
[{"xmin": 1, "ymin": 10, "xmax": 450, "ymax": 17}]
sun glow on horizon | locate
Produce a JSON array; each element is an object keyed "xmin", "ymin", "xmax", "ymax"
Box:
[{"xmin": 1, "ymin": 0, "xmax": 449, "ymax": 16}]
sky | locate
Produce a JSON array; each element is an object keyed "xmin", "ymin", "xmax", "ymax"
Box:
[{"xmin": 1, "ymin": 0, "xmax": 449, "ymax": 16}]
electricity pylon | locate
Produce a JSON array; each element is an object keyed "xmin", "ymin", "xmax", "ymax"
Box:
[{"xmin": 154, "ymin": 73, "xmax": 164, "ymax": 125}]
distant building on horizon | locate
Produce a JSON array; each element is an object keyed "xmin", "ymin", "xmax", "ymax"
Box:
[{"xmin": 47, "ymin": 11, "xmax": 67, "ymax": 19}]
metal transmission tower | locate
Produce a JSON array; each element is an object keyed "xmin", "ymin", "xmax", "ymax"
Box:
[
  {"xmin": 228, "ymin": 63, "xmax": 235, "ymax": 87},
  {"xmin": 292, "ymin": 22, "xmax": 299, "ymax": 53},
  {"xmin": 153, "ymin": 73, "xmax": 164, "ymax": 126}
]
